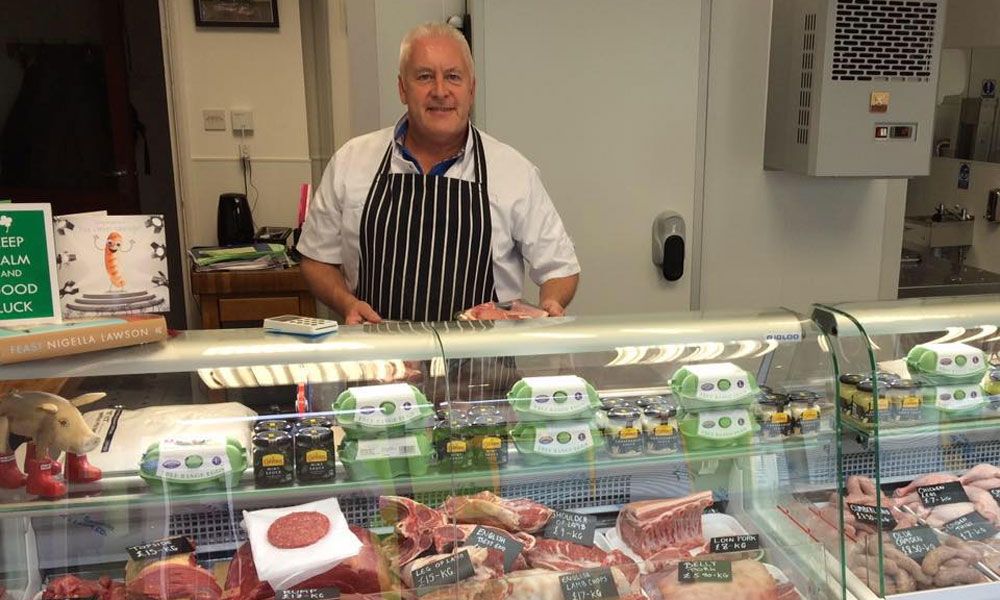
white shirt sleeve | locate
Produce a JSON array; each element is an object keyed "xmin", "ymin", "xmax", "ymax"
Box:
[
  {"xmin": 296, "ymin": 154, "xmax": 343, "ymax": 265},
  {"xmin": 513, "ymin": 166, "xmax": 581, "ymax": 286}
]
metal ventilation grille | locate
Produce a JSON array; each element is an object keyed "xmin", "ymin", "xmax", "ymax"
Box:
[
  {"xmin": 832, "ymin": 0, "xmax": 938, "ymax": 82},
  {"xmin": 797, "ymin": 13, "xmax": 817, "ymax": 144}
]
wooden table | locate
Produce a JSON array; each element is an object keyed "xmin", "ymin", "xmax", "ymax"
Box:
[{"xmin": 190, "ymin": 266, "xmax": 317, "ymax": 328}]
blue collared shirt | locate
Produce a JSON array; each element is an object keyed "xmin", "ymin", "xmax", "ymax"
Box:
[{"xmin": 394, "ymin": 117, "xmax": 465, "ymax": 176}]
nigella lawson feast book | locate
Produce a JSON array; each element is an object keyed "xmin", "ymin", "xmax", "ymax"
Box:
[{"xmin": 0, "ymin": 314, "xmax": 168, "ymax": 365}]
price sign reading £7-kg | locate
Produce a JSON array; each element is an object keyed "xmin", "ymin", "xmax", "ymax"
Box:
[{"xmin": 0, "ymin": 204, "xmax": 60, "ymax": 325}]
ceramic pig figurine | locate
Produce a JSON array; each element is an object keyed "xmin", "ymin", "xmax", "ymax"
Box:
[{"xmin": 0, "ymin": 390, "xmax": 105, "ymax": 498}]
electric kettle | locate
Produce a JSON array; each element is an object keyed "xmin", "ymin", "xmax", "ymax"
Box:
[{"xmin": 217, "ymin": 193, "xmax": 255, "ymax": 246}]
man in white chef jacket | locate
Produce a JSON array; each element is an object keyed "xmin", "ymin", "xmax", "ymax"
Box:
[{"xmin": 298, "ymin": 22, "xmax": 580, "ymax": 324}]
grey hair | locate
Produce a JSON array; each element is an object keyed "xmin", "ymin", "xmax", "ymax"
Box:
[{"xmin": 399, "ymin": 22, "xmax": 475, "ymax": 77}]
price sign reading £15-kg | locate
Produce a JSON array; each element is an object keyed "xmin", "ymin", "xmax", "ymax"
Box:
[
  {"xmin": 544, "ymin": 510, "xmax": 597, "ymax": 547},
  {"xmin": 410, "ymin": 550, "xmax": 476, "ymax": 595},
  {"xmin": 0, "ymin": 203, "xmax": 60, "ymax": 325},
  {"xmin": 126, "ymin": 536, "xmax": 194, "ymax": 561}
]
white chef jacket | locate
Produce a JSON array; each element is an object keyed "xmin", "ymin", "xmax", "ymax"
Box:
[{"xmin": 297, "ymin": 121, "xmax": 580, "ymax": 303}]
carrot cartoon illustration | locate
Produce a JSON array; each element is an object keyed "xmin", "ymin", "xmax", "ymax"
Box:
[{"xmin": 93, "ymin": 232, "xmax": 135, "ymax": 291}]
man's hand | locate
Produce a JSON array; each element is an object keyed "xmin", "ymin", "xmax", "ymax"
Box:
[
  {"xmin": 539, "ymin": 298, "xmax": 566, "ymax": 317},
  {"xmin": 344, "ymin": 300, "xmax": 383, "ymax": 325}
]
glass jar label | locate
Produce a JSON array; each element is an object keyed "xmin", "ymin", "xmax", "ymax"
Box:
[{"xmin": 262, "ymin": 454, "xmax": 284, "ymax": 467}]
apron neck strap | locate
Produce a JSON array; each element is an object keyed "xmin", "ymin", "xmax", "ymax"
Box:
[{"xmin": 380, "ymin": 126, "xmax": 488, "ymax": 189}]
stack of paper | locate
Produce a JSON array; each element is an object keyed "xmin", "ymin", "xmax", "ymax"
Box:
[{"xmin": 188, "ymin": 243, "xmax": 290, "ymax": 271}]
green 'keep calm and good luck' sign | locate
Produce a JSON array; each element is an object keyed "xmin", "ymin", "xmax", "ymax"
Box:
[{"xmin": 0, "ymin": 203, "xmax": 60, "ymax": 325}]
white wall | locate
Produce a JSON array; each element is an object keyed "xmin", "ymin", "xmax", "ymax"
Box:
[
  {"xmin": 162, "ymin": 0, "xmax": 312, "ymax": 325},
  {"xmin": 944, "ymin": 0, "xmax": 1000, "ymax": 48},
  {"xmin": 697, "ymin": 1, "xmax": 906, "ymax": 309},
  {"xmin": 907, "ymin": 157, "xmax": 1000, "ymax": 273},
  {"xmin": 163, "ymin": 0, "xmax": 311, "ymax": 250}
]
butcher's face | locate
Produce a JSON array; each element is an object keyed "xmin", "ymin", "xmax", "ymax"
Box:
[{"xmin": 398, "ymin": 35, "xmax": 475, "ymax": 148}]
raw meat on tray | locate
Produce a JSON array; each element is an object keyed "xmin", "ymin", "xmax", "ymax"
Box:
[
  {"xmin": 457, "ymin": 300, "xmax": 548, "ymax": 321},
  {"xmin": 617, "ymin": 491, "xmax": 714, "ymax": 559},
  {"xmin": 440, "ymin": 491, "xmax": 554, "ymax": 533},
  {"xmin": 379, "ymin": 495, "xmax": 449, "ymax": 564},
  {"xmin": 44, "ymin": 576, "xmax": 125, "ymax": 600},
  {"xmin": 893, "ymin": 472, "xmax": 1000, "ymax": 527},
  {"xmin": 643, "ymin": 559, "xmax": 799, "ymax": 600},
  {"xmin": 525, "ymin": 538, "xmax": 640, "ymax": 583},
  {"xmin": 225, "ymin": 526, "xmax": 392, "ymax": 599}
]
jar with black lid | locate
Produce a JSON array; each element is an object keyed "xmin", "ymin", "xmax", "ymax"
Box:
[
  {"xmin": 787, "ymin": 390, "xmax": 822, "ymax": 435},
  {"xmin": 754, "ymin": 393, "xmax": 791, "ymax": 439},
  {"xmin": 606, "ymin": 406, "xmax": 644, "ymax": 458},
  {"xmin": 642, "ymin": 405, "xmax": 679, "ymax": 455},
  {"xmin": 471, "ymin": 413, "xmax": 509, "ymax": 468},
  {"xmin": 296, "ymin": 415, "xmax": 333, "ymax": 431},
  {"xmin": 434, "ymin": 416, "xmax": 471, "ymax": 471},
  {"xmin": 254, "ymin": 418, "xmax": 292, "ymax": 434},
  {"xmin": 252, "ymin": 430, "xmax": 294, "ymax": 487},
  {"xmin": 295, "ymin": 426, "xmax": 336, "ymax": 483}
]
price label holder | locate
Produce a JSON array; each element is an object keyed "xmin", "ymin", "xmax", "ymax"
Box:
[
  {"xmin": 559, "ymin": 568, "xmax": 618, "ymax": 600},
  {"xmin": 126, "ymin": 536, "xmax": 194, "ymax": 561},
  {"xmin": 463, "ymin": 526, "xmax": 525, "ymax": 572},
  {"xmin": 889, "ymin": 526, "xmax": 940, "ymax": 562},
  {"xmin": 276, "ymin": 589, "xmax": 340, "ymax": 600},
  {"xmin": 917, "ymin": 482, "xmax": 970, "ymax": 507},
  {"xmin": 544, "ymin": 510, "xmax": 597, "ymax": 547},
  {"xmin": 943, "ymin": 512, "xmax": 998, "ymax": 541},
  {"xmin": 678, "ymin": 560, "xmax": 733, "ymax": 584},
  {"xmin": 710, "ymin": 534, "xmax": 761, "ymax": 554},
  {"xmin": 411, "ymin": 550, "xmax": 476, "ymax": 595},
  {"xmin": 848, "ymin": 503, "xmax": 898, "ymax": 529}
]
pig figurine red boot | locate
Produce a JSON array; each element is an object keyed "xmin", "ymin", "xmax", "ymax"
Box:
[{"xmin": 0, "ymin": 391, "xmax": 105, "ymax": 499}]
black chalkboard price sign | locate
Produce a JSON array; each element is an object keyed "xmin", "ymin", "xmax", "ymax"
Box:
[
  {"xmin": 917, "ymin": 482, "xmax": 970, "ymax": 507},
  {"xmin": 848, "ymin": 503, "xmax": 898, "ymax": 529},
  {"xmin": 943, "ymin": 512, "xmax": 998, "ymax": 541},
  {"xmin": 889, "ymin": 526, "xmax": 940, "ymax": 562},
  {"xmin": 410, "ymin": 551, "xmax": 475, "ymax": 595},
  {"xmin": 678, "ymin": 560, "xmax": 733, "ymax": 584},
  {"xmin": 559, "ymin": 568, "xmax": 619, "ymax": 600},
  {"xmin": 276, "ymin": 589, "xmax": 340, "ymax": 600},
  {"xmin": 463, "ymin": 526, "xmax": 525, "ymax": 571},
  {"xmin": 710, "ymin": 534, "xmax": 761, "ymax": 554},
  {"xmin": 544, "ymin": 510, "xmax": 597, "ymax": 547},
  {"xmin": 126, "ymin": 536, "xmax": 194, "ymax": 561}
]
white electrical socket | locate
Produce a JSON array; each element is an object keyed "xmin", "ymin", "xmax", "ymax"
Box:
[
  {"xmin": 202, "ymin": 109, "xmax": 227, "ymax": 131},
  {"xmin": 231, "ymin": 109, "xmax": 254, "ymax": 135}
]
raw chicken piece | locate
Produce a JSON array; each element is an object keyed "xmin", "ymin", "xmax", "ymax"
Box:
[
  {"xmin": 959, "ymin": 463, "xmax": 1000, "ymax": 485},
  {"xmin": 893, "ymin": 473, "xmax": 960, "ymax": 499}
]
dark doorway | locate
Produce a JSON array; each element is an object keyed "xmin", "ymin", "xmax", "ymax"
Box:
[{"xmin": 1, "ymin": 0, "xmax": 187, "ymax": 328}]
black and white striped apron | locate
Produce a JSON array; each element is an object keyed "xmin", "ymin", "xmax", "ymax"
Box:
[{"xmin": 357, "ymin": 128, "xmax": 497, "ymax": 322}]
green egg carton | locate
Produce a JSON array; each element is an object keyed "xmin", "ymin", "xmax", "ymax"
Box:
[
  {"xmin": 139, "ymin": 437, "xmax": 247, "ymax": 492},
  {"xmin": 339, "ymin": 431, "xmax": 433, "ymax": 480},
  {"xmin": 906, "ymin": 343, "xmax": 987, "ymax": 384},
  {"xmin": 670, "ymin": 363, "xmax": 759, "ymax": 411},
  {"xmin": 507, "ymin": 375, "xmax": 601, "ymax": 421},
  {"xmin": 922, "ymin": 383, "xmax": 987, "ymax": 417},
  {"xmin": 510, "ymin": 419, "xmax": 602, "ymax": 465},
  {"xmin": 334, "ymin": 383, "xmax": 434, "ymax": 437},
  {"xmin": 678, "ymin": 408, "xmax": 757, "ymax": 451}
]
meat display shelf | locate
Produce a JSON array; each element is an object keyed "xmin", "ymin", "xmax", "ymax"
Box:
[{"xmin": 0, "ymin": 434, "xmax": 832, "ymax": 519}]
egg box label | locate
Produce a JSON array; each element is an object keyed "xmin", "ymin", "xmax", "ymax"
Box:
[
  {"xmin": 913, "ymin": 343, "xmax": 985, "ymax": 378},
  {"xmin": 697, "ymin": 409, "xmax": 752, "ymax": 440},
  {"xmin": 522, "ymin": 375, "xmax": 592, "ymax": 415},
  {"xmin": 533, "ymin": 422, "xmax": 595, "ymax": 456},
  {"xmin": 155, "ymin": 436, "xmax": 231, "ymax": 481},
  {"xmin": 349, "ymin": 384, "xmax": 421, "ymax": 427},
  {"xmin": 674, "ymin": 363, "xmax": 753, "ymax": 403},
  {"xmin": 934, "ymin": 384, "xmax": 985, "ymax": 412}
]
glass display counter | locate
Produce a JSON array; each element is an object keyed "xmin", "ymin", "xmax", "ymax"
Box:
[{"xmin": 0, "ymin": 309, "xmax": 845, "ymax": 600}]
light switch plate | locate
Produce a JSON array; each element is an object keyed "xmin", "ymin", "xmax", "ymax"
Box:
[
  {"xmin": 202, "ymin": 109, "xmax": 227, "ymax": 131},
  {"xmin": 231, "ymin": 109, "xmax": 254, "ymax": 134}
]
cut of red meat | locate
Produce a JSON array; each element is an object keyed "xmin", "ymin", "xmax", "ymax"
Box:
[
  {"xmin": 616, "ymin": 492, "xmax": 713, "ymax": 559},
  {"xmin": 642, "ymin": 559, "xmax": 781, "ymax": 600},
  {"xmin": 440, "ymin": 491, "xmax": 553, "ymax": 533},
  {"xmin": 380, "ymin": 496, "xmax": 448, "ymax": 564},
  {"xmin": 400, "ymin": 547, "xmax": 500, "ymax": 589},
  {"xmin": 44, "ymin": 575, "xmax": 126, "ymax": 600},
  {"xmin": 524, "ymin": 539, "xmax": 640, "ymax": 584},
  {"xmin": 225, "ymin": 527, "xmax": 392, "ymax": 599},
  {"xmin": 266, "ymin": 511, "xmax": 331, "ymax": 549},
  {"xmin": 431, "ymin": 523, "xmax": 535, "ymax": 571},
  {"xmin": 126, "ymin": 557, "xmax": 222, "ymax": 600}
]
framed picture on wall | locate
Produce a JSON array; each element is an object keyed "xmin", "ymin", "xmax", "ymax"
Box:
[{"xmin": 193, "ymin": 0, "xmax": 279, "ymax": 28}]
